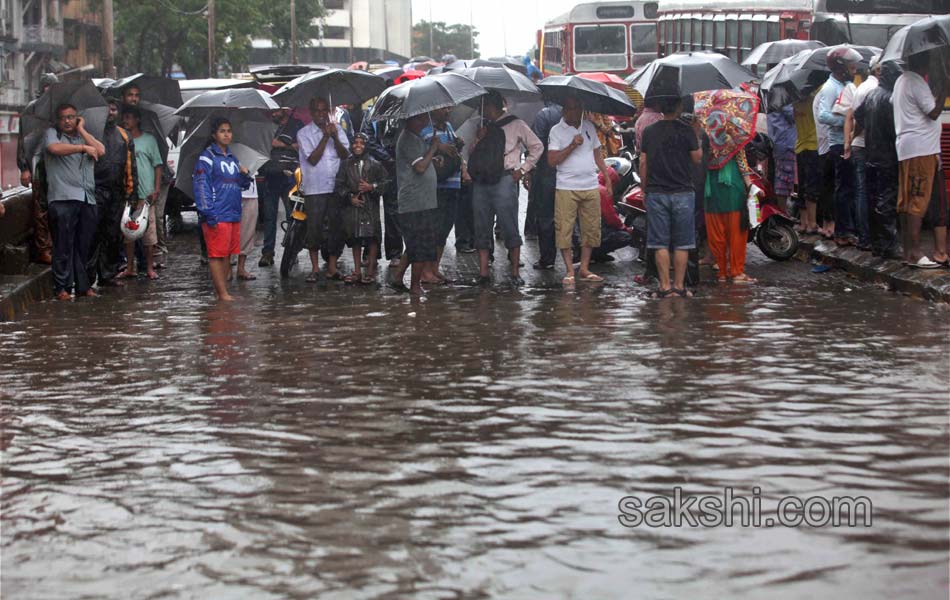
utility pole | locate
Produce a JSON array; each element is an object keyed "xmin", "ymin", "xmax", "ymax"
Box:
[
  {"xmin": 290, "ymin": 0, "xmax": 297, "ymax": 64},
  {"xmin": 102, "ymin": 0, "xmax": 115, "ymax": 77},
  {"xmin": 348, "ymin": 0, "xmax": 354, "ymax": 64},
  {"xmin": 428, "ymin": 0, "xmax": 433, "ymax": 58},
  {"xmin": 469, "ymin": 1, "xmax": 473, "ymax": 59},
  {"xmin": 207, "ymin": 0, "xmax": 216, "ymax": 77}
]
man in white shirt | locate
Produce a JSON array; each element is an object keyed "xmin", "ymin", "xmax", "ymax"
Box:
[
  {"xmin": 893, "ymin": 52, "xmax": 948, "ymax": 268},
  {"xmin": 297, "ymin": 97, "xmax": 350, "ymax": 281},
  {"xmin": 547, "ymin": 95, "xmax": 613, "ymax": 285}
]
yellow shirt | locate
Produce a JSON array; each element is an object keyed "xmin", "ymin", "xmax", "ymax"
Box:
[{"xmin": 793, "ymin": 95, "xmax": 818, "ymax": 153}]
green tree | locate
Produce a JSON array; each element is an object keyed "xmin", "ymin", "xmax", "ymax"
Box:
[
  {"xmin": 412, "ymin": 21, "xmax": 479, "ymax": 60},
  {"xmin": 114, "ymin": 0, "xmax": 325, "ymax": 78}
]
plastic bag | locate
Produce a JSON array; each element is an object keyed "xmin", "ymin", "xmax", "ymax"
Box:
[{"xmin": 747, "ymin": 184, "xmax": 763, "ymax": 228}]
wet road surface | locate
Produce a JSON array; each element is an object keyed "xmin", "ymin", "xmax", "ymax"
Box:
[{"xmin": 2, "ymin": 208, "xmax": 949, "ymax": 599}]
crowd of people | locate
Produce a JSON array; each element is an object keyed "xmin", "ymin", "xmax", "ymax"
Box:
[{"xmin": 10, "ymin": 44, "xmax": 949, "ymax": 302}]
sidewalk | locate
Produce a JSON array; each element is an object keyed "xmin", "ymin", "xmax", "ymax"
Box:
[
  {"xmin": 0, "ymin": 263, "xmax": 53, "ymax": 321},
  {"xmin": 795, "ymin": 232, "xmax": 950, "ymax": 303}
]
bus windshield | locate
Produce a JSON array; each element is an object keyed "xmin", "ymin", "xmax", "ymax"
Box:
[
  {"xmin": 574, "ymin": 24, "xmax": 628, "ymax": 71},
  {"xmin": 822, "ymin": 0, "xmax": 947, "ymax": 13}
]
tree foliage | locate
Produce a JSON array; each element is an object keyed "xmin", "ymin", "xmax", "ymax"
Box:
[
  {"xmin": 411, "ymin": 21, "xmax": 479, "ymax": 60},
  {"xmin": 114, "ymin": 0, "xmax": 325, "ymax": 78}
]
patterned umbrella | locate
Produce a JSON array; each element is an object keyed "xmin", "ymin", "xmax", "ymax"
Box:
[{"xmin": 693, "ymin": 89, "xmax": 760, "ymax": 170}]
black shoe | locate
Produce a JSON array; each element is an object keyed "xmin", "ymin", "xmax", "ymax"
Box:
[
  {"xmin": 511, "ymin": 275, "xmax": 525, "ymax": 287},
  {"xmin": 477, "ymin": 275, "xmax": 491, "ymax": 286},
  {"xmin": 258, "ymin": 253, "xmax": 274, "ymax": 267},
  {"xmin": 532, "ymin": 261, "xmax": 554, "ymax": 270},
  {"xmin": 457, "ymin": 245, "xmax": 476, "ymax": 254}
]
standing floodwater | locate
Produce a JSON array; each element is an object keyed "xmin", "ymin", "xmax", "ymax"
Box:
[{"xmin": 2, "ymin": 226, "xmax": 948, "ymax": 599}]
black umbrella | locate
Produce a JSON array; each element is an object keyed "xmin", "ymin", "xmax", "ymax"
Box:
[
  {"xmin": 487, "ymin": 57, "xmax": 529, "ymax": 75},
  {"xmin": 457, "ymin": 67, "xmax": 540, "ymax": 101},
  {"xmin": 881, "ymin": 15, "xmax": 950, "ymax": 63},
  {"xmin": 742, "ymin": 39, "xmax": 825, "ymax": 67},
  {"xmin": 176, "ymin": 88, "xmax": 279, "ymax": 118},
  {"xmin": 760, "ymin": 49, "xmax": 829, "ymax": 110},
  {"xmin": 19, "ymin": 80, "xmax": 109, "ymax": 163},
  {"xmin": 537, "ymin": 75, "xmax": 637, "ymax": 116},
  {"xmin": 272, "ymin": 68, "xmax": 387, "ymax": 108},
  {"xmin": 370, "ymin": 66, "xmax": 405, "ymax": 85},
  {"xmin": 794, "ymin": 44, "xmax": 882, "ymax": 72},
  {"xmin": 627, "ymin": 51, "xmax": 757, "ymax": 99},
  {"xmin": 367, "ymin": 73, "xmax": 487, "ymax": 121},
  {"xmin": 104, "ymin": 73, "xmax": 183, "ymax": 108}
]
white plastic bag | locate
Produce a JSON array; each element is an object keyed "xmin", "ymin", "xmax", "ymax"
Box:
[{"xmin": 746, "ymin": 184, "xmax": 763, "ymax": 228}]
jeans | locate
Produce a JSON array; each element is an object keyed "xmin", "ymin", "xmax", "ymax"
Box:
[
  {"xmin": 646, "ymin": 191, "xmax": 696, "ymax": 250},
  {"xmin": 259, "ymin": 172, "xmax": 294, "ymax": 256},
  {"xmin": 535, "ymin": 175, "xmax": 557, "ymax": 265},
  {"xmin": 831, "ymin": 145, "xmax": 855, "ymax": 238},
  {"xmin": 454, "ymin": 184, "xmax": 474, "ymax": 250},
  {"xmin": 49, "ymin": 200, "xmax": 98, "ymax": 294},
  {"xmin": 473, "ymin": 176, "xmax": 522, "ymax": 250},
  {"xmin": 852, "ymin": 147, "xmax": 870, "ymax": 247},
  {"xmin": 87, "ymin": 186, "xmax": 124, "ymax": 285},
  {"xmin": 436, "ymin": 187, "xmax": 459, "ymax": 246},
  {"xmin": 867, "ymin": 161, "xmax": 899, "ymax": 256}
]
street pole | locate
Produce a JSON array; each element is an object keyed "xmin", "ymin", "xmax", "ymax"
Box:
[
  {"xmin": 348, "ymin": 0, "xmax": 354, "ymax": 64},
  {"xmin": 469, "ymin": 1, "xmax": 473, "ymax": 59},
  {"xmin": 290, "ymin": 0, "xmax": 297, "ymax": 64},
  {"xmin": 102, "ymin": 0, "xmax": 115, "ymax": 77},
  {"xmin": 207, "ymin": 0, "xmax": 216, "ymax": 77},
  {"xmin": 428, "ymin": 0, "xmax": 433, "ymax": 58}
]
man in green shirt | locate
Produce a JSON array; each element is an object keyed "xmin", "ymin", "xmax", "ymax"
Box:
[{"xmin": 118, "ymin": 105, "xmax": 163, "ymax": 281}]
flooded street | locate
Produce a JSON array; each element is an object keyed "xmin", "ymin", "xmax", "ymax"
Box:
[{"xmin": 2, "ymin": 214, "xmax": 949, "ymax": 599}]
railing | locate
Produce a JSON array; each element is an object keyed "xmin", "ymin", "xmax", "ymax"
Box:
[{"xmin": 20, "ymin": 24, "xmax": 64, "ymax": 49}]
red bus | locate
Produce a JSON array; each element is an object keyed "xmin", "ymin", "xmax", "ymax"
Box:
[{"xmin": 540, "ymin": 1, "xmax": 659, "ymax": 78}]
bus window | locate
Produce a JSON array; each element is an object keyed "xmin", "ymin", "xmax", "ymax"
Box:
[
  {"xmin": 714, "ymin": 20, "xmax": 725, "ymax": 49},
  {"xmin": 692, "ymin": 19, "xmax": 702, "ymax": 49},
  {"xmin": 726, "ymin": 20, "xmax": 738, "ymax": 49},
  {"xmin": 753, "ymin": 21, "xmax": 767, "ymax": 47},
  {"xmin": 644, "ymin": 2, "xmax": 659, "ymax": 20},
  {"xmin": 683, "ymin": 18, "xmax": 692, "ymax": 47},
  {"xmin": 740, "ymin": 19, "xmax": 753, "ymax": 55},
  {"xmin": 703, "ymin": 20, "xmax": 713, "ymax": 50},
  {"xmin": 631, "ymin": 24, "xmax": 656, "ymax": 53},
  {"xmin": 574, "ymin": 24, "xmax": 628, "ymax": 71},
  {"xmin": 543, "ymin": 30, "xmax": 564, "ymax": 69},
  {"xmin": 768, "ymin": 21, "xmax": 780, "ymax": 41}
]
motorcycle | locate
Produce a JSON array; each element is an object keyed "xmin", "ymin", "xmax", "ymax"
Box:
[{"xmin": 279, "ymin": 169, "xmax": 307, "ymax": 278}]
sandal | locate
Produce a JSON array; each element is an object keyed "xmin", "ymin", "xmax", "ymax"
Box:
[
  {"xmin": 673, "ymin": 288, "xmax": 694, "ymax": 298},
  {"xmin": 343, "ymin": 273, "xmax": 361, "ymax": 284},
  {"xmin": 648, "ymin": 288, "xmax": 676, "ymax": 298},
  {"xmin": 305, "ymin": 272, "xmax": 321, "ymax": 283},
  {"xmin": 579, "ymin": 272, "xmax": 604, "ymax": 282},
  {"xmin": 910, "ymin": 256, "xmax": 940, "ymax": 270},
  {"xmin": 116, "ymin": 271, "xmax": 137, "ymax": 280},
  {"xmin": 361, "ymin": 274, "xmax": 375, "ymax": 284},
  {"xmin": 562, "ymin": 275, "xmax": 575, "ymax": 285},
  {"xmin": 732, "ymin": 273, "xmax": 757, "ymax": 284},
  {"xmin": 326, "ymin": 271, "xmax": 345, "ymax": 281},
  {"xmin": 237, "ymin": 273, "xmax": 257, "ymax": 281}
]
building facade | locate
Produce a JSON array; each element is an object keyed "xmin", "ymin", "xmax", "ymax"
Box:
[{"xmin": 249, "ymin": 0, "xmax": 412, "ymax": 67}]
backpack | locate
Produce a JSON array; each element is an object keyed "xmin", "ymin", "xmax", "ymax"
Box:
[
  {"xmin": 432, "ymin": 126, "xmax": 462, "ymax": 183},
  {"xmin": 467, "ymin": 115, "xmax": 518, "ymax": 185}
]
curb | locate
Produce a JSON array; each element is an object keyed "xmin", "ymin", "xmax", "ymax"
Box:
[
  {"xmin": 795, "ymin": 234, "xmax": 950, "ymax": 303},
  {"xmin": 0, "ymin": 265, "xmax": 54, "ymax": 322}
]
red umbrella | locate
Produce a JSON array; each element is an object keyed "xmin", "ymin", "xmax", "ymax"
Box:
[
  {"xmin": 394, "ymin": 70, "xmax": 426, "ymax": 85},
  {"xmin": 578, "ymin": 72, "xmax": 629, "ymax": 92}
]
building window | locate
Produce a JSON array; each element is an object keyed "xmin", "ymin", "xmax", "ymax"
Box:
[
  {"xmin": 323, "ymin": 0, "xmax": 345, "ymax": 10},
  {"xmin": 322, "ymin": 25, "xmax": 346, "ymax": 40}
]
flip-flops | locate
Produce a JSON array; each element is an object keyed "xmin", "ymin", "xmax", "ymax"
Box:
[
  {"xmin": 579, "ymin": 272, "xmax": 604, "ymax": 282},
  {"xmin": 910, "ymin": 256, "xmax": 940, "ymax": 269},
  {"xmin": 562, "ymin": 275, "xmax": 575, "ymax": 285}
]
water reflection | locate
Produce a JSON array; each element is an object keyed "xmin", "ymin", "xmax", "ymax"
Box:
[{"xmin": 1, "ymin": 226, "xmax": 948, "ymax": 598}]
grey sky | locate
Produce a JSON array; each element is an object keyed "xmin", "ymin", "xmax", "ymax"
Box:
[{"xmin": 410, "ymin": 0, "xmax": 579, "ymax": 59}]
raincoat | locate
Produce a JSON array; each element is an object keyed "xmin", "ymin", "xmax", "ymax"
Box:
[{"xmin": 192, "ymin": 144, "xmax": 252, "ymax": 226}]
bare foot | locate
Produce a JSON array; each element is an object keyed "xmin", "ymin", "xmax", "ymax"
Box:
[
  {"xmin": 147, "ymin": 270, "xmax": 159, "ymax": 280},
  {"xmin": 82, "ymin": 289, "xmax": 98, "ymax": 298},
  {"xmin": 55, "ymin": 291, "xmax": 71, "ymax": 301},
  {"xmin": 218, "ymin": 294, "xmax": 235, "ymax": 302}
]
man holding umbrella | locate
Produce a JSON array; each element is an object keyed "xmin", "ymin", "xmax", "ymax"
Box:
[
  {"xmin": 258, "ymin": 107, "xmax": 304, "ymax": 268},
  {"xmin": 16, "ymin": 72, "xmax": 59, "ymax": 265},
  {"xmin": 546, "ymin": 95, "xmax": 614, "ymax": 284},
  {"xmin": 297, "ymin": 97, "xmax": 350, "ymax": 282}
]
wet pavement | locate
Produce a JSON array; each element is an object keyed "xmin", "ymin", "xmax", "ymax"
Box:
[{"xmin": 2, "ymin": 203, "xmax": 949, "ymax": 599}]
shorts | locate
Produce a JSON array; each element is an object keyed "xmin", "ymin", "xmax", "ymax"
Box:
[
  {"xmin": 555, "ymin": 188, "xmax": 600, "ymax": 249},
  {"xmin": 796, "ymin": 150, "xmax": 819, "ymax": 202},
  {"xmin": 202, "ymin": 221, "xmax": 240, "ymax": 258},
  {"xmin": 142, "ymin": 203, "xmax": 159, "ymax": 246},
  {"xmin": 898, "ymin": 154, "xmax": 938, "ymax": 217},
  {"xmin": 399, "ymin": 208, "xmax": 439, "ymax": 263},
  {"xmin": 646, "ymin": 191, "xmax": 696, "ymax": 250}
]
